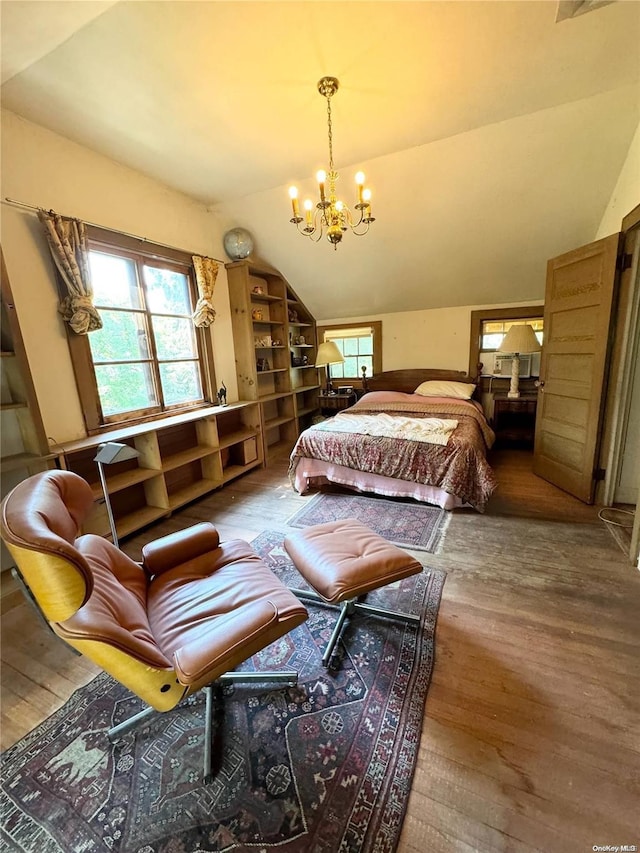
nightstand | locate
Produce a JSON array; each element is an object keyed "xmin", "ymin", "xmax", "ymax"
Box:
[
  {"xmin": 492, "ymin": 394, "xmax": 537, "ymax": 448},
  {"xmin": 318, "ymin": 391, "xmax": 356, "ymax": 414}
]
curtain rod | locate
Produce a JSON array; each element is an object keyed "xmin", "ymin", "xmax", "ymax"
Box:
[{"xmin": 2, "ymin": 197, "xmax": 226, "ymax": 266}]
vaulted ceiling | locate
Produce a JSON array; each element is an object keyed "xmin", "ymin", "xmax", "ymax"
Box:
[{"xmin": 1, "ymin": 1, "xmax": 639, "ymax": 319}]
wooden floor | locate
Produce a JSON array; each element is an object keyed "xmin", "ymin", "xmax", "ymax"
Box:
[{"xmin": 1, "ymin": 448, "xmax": 638, "ymax": 852}]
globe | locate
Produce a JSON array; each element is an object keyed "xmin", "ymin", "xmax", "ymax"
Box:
[{"xmin": 223, "ymin": 227, "xmax": 254, "ymax": 260}]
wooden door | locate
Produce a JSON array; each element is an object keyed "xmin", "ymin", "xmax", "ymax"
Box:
[{"xmin": 533, "ymin": 233, "xmax": 621, "ymax": 502}]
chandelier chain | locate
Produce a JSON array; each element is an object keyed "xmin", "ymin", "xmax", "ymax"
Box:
[{"xmin": 326, "ymin": 94, "xmax": 334, "ymax": 172}]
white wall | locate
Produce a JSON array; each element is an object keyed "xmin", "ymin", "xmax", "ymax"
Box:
[
  {"xmin": 1, "ymin": 110, "xmax": 237, "ymax": 444},
  {"xmin": 322, "ymin": 301, "xmax": 544, "ymax": 374},
  {"xmin": 596, "ymin": 121, "xmax": 640, "ymax": 238}
]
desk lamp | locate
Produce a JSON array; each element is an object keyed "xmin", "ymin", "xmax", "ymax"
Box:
[
  {"xmin": 497, "ymin": 324, "xmax": 542, "ymax": 399},
  {"xmin": 315, "ymin": 341, "xmax": 345, "ymax": 396},
  {"xmin": 94, "ymin": 442, "xmax": 140, "ymax": 547}
]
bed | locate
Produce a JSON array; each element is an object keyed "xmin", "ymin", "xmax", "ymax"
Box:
[{"xmin": 289, "ymin": 368, "xmax": 497, "ymax": 511}]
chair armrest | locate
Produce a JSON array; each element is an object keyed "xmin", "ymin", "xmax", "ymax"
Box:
[{"xmin": 142, "ymin": 522, "xmax": 220, "ymax": 578}]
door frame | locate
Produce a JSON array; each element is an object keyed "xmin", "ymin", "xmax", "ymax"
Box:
[{"xmin": 601, "ymin": 205, "xmax": 640, "ymax": 565}]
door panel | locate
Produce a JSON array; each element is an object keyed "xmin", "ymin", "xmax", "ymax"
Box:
[{"xmin": 533, "ymin": 233, "xmax": 621, "ymax": 502}]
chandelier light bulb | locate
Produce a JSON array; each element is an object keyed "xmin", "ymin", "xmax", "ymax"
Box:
[
  {"xmin": 362, "ymin": 188, "xmax": 372, "ymax": 202},
  {"xmin": 303, "ymin": 198, "xmax": 314, "ymax": 226},
  {"xmin": 288, "ymin": 186, "xmax": 300, "ymax": 219},
  {"xmin": 335, "ymin": 200, "xmax": 344, "ymax": 211},
  {"xmin": 316, "ymin": 170, "xmax": 327, "ymax": 204}
]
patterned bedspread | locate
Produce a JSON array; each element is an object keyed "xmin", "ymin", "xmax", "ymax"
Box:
[{"xmin": 289, "ymin": 395, "xmax": 497, "ymax": 511}]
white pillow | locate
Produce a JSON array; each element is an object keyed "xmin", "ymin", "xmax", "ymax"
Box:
[{"xmin": 414, "ymin": 380, "xmax": 476, "ymax": 400}]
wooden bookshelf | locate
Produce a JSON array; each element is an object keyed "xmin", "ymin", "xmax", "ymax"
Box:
[
  {"xmin": 226, "ymin": 258, "xmax": 321, "ymax": 460},
  {"xmin": 57, "ymin": 402, "xmax": 263, "ymax": 540}
]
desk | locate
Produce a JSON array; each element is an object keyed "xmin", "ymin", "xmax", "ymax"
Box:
[
  {"xmin": 492, "ymin": 394, "xmax": 537, "ymax": 447},
  {"xmin": 318, "ymin": 392, "xmax": 356, "ymax": 414}
]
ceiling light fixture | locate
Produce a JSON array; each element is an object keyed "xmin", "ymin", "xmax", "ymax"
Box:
[{"xmin": 288, "ymin": 77, "xmax": 375, "ymax": 250}]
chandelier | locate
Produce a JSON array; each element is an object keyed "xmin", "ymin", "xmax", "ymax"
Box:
[{"xmin": 288, "ymin": 77, "xmax": 375, "ymax": 249}]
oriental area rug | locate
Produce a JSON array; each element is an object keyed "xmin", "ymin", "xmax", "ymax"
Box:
[
  {"xmin": 1, "ymin": 531, "xmax": 445, "ymax": 853},
  {"xmin": 287, "ymin": 492, "xmax": 451, "ymax": 553}
]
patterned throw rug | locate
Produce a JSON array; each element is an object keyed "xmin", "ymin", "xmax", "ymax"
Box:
[
  {"xmin": 287, "ymin": 492, "xmax": 450, "ymax": 553},
  {"xmin": 1, "ymin": 532, "xmax": 445, "ymax": 853}
]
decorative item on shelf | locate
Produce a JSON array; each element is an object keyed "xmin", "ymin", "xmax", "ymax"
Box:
[
  {"xmin": 497, "ymin": 324, "xmax": 542, "ymax": 399},
  {"xmin": 254, "ymin": 335, "xmax": 272, "ymax": 348},
  {"xmin": 251, "ymin": 283, "xmax": 264, "ymax": 295},
  {"xmin": 94, "ymin": 442, "xmax": 140, "ymax": 548},
  {"xmin": 223, "ymin": 227, "xmax": 254, "ymax": 261},
  {"xmin": 251, "ymin": 308, "xmax": 264, "ymax": 321},
  {"xmin": 216, "ymin": 381, "xmax": 227, "ymax": 407},
  {"xmin": 256, "ymin": 358, "xmax": 270, "ymax": 372},
  {"xmin": 291, "ymin": 353, "xmax": 309, "ymax": 367},
  {"xmin": 287, "ymin": 77, "xmax": 375, "ymax": 250},
  {"xmin": 296, "ymin": 334, "xmax": 306, "ymax": 346},
  {"xmin": 316, "ymin": 340, "xmax": 345, "ymax": 395},
  {"xmin": 271, "ymin": 339, "xmax": 282, "ymax": 347},
  {"xmin": 288, "ymin": 308, "xmax": 299, "ymax": 323}
]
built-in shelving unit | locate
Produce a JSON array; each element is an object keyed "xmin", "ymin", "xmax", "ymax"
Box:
[
  {"xmin": 226, "ymin": 259, "xmax": 321, "ymax": 460},
  {"xmin": 57, "ymin": 402, "xmax": 262, "ymax": 540},
  {"xmin": 1, "ymin": 248, "xmax": 56, "ymax": 571}
]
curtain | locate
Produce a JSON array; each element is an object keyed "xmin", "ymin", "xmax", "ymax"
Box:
[
  {"xmin": 37, "ymin": 210, "xmax": 102, "ymax": 335},
  {"xmin": 192, "ymin": 255, "xmax": 219, "ymax": 327}
]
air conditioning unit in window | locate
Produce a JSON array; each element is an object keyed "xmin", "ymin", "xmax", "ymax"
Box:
[
  {"xmin": 490, "ymin": 352, "xmax": 541, "ymax": 378},
  {"xmin": 494, "ymin": 353, "xmax": 532, "ymax": 378}
]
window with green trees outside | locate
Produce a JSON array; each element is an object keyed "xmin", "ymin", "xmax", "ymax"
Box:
[{"xmin": 87, "ymin": 246, "xmax": 205, "ymax": 423}]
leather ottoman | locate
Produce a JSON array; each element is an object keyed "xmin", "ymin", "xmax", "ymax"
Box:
[{"xmin": 284, "ymin": 519, "xmax": 422, "ymax": 668}]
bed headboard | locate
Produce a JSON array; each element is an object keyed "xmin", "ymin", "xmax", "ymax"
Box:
[{"xmin": 362, "ymin": 365, "xmax": 482, "ymax": 396}]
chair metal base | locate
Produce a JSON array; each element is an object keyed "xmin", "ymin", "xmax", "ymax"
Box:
[
  {"xmin": 107, "ymin": 669, "xmax": 298, "ymax": 784},
  {"xmin": 291, "ymin": 587, "xmax": 420, "ymax": 668}
]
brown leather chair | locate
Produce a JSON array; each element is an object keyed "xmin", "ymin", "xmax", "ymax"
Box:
[{"xmin": 1, "ymin": 470, "xmax": 308, "ymax": 782}]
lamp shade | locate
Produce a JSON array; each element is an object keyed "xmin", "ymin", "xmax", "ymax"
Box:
[
  {"xmin": 497, "ymin": 324, "xmax": 542, "ymax": 355},
  {"xmin": 94, "ymin": 442, "xmax": 140, "ymax": 465},
  {"xmin": 315, "ymin": 340, "xmax": 345, "ymax": 368}
]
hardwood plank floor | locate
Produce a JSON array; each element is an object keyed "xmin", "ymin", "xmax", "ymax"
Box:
[{"xmin": 1, "ymin": 448, "xmax": 638, "ymax": 852}]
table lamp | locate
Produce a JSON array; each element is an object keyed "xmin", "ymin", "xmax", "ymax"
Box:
[
  {"xmin": 94, "ymin": 442, "xmax": 140, "ymax": 547},
  {"xmin": 315, "ymin": 340, "xmax": 345, "ymax": 395},
  {"xmin": 497, "ymin": 324, "xmax": 542, "ymax": 399}
]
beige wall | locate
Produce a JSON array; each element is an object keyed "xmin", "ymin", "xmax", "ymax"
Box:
[
  {"xmin": 596, "ymin": 120, "xmax": 640, "ymax": 238},
  {"xmin": 1, "ymin": 110, "xmax": 237, "ymax": 444},
  {"xmin": 322, "ymin": 301, "xmax": 544, "ymax": 375}
]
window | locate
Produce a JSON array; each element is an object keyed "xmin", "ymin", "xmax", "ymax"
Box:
[
  {"xmin": 317, "ymin": 321, "xmax": 382, "ymax": 383},
  {"xmin": 469, "ymin": 306, "xmax": 543, "ymax": 379},
  {"xmin": 481, "ymin": 318, "xmax": 543, "ymax": 351},
  {"xmin": 66, "ymin": 230, "xmax": 213, "ymax": 432}
]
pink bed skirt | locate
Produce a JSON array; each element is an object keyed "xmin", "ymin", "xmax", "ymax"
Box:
[{"xmin": 292, "ymin": 457, "xmax": 466, "ymax": 510}]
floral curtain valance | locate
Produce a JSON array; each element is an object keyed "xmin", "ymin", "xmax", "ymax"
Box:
[
  {"xmin": 191, "ymin": 255, "xmax": 219, "ymax": 328},
  {"xmin": 37, "ymin": 210, "xmax": 102, "ymax": 335}
]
